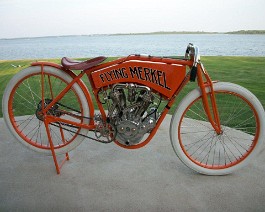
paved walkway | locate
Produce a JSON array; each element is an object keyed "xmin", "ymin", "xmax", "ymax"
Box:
[{"xmin": 0, "ymin": 115, "xmax": 265, "ymax": 211}]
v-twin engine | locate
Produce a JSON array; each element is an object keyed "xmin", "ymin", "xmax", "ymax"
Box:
[{"xmin": 105, "ymin": 83, "xmax": 159, "ymax": 146}]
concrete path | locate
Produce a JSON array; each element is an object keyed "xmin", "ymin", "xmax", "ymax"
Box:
[{"xmin": 0, "ymin": 115, "xmax": 265, "ymax": 211}]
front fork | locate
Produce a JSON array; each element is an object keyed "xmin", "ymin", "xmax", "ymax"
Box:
[{"xmin": 196, "ymin": 63, "xmax": 222, "ymax": 134}]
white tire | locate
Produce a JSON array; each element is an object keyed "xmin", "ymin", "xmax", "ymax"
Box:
[
  {"xmin": 2, "ymin": 66, "xmax": 90, "ymax": 155},
  {"xmin": 170, "ymin": 82, "xmax": 265, "ymax": 175}
]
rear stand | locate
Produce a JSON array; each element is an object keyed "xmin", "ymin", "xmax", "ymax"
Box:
[
  {"xmin": 49, "ymin": 143, "xmax": 70, "ymax": 174},
  {"xmin": 44, "ymin": 118, "xmax": 70, "ymax": 174}
]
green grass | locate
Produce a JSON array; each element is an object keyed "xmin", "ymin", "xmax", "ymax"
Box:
[
  {"xmin": 201, "ymin": 56, "xmax": 265, "ymax": 106},
  {"xmin": 0, "ymin": 56, "xmax": 265, "ymax": 117}
]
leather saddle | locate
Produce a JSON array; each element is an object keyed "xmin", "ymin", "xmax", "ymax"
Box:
[{"xmin": 61, "ymin": 56, "xmax": 106, "ymax": 70}]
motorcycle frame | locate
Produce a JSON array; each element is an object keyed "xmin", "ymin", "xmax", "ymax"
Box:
[{"xmin": 31, "ymin": 55, "xmax": 221, "ymax": 173}]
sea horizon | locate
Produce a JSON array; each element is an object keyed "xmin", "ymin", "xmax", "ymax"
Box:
[{"xmin": 1, "ymin": 30, "xmax": 265, "ymax": 40}]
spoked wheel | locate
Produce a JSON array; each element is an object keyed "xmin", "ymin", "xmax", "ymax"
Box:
[
  {"xmin": 170, "ymin": 82, "xmax": 264, "ymax": 175},
  {"xmin": 3, "ymin": 66, "xmax": 91, "ymax": 155}
]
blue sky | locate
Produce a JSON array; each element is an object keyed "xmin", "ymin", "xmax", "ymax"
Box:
[{"xmin": 0, "ymin": 0, "xmax": 265, "ymax": 38}]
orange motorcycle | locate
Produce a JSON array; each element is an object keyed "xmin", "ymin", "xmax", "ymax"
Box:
[{"xmin": 3, "ymin": 44, "xmax": 264, "ymax": 175}]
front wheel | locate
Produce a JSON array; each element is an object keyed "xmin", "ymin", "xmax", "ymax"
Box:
[{"xmin": 170, "ymin": 82, "xmax": 265, "ymax": 175}]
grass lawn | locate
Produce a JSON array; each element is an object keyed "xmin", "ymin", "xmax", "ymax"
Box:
[{"xmin": 0, "ymin": 56, "xmax": 264, "ymax": 117}]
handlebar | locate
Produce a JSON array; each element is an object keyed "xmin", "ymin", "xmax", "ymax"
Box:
[
  {"xmin": 185, "ymin": 43, "xmax": 200, "ymax": 65},
  {"xmin": 185, "ymin": 43, "xmax": 200, "ymax": 81}
]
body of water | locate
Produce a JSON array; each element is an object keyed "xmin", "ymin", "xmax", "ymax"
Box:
[{"xmin": 1, "ymin": 34, "xmax": 265, "ymax": 60}]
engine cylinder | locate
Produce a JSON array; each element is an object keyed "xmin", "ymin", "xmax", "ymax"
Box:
[{"xmin": 107, "ymin": 83, "xmax": 158, "ymax": 146}]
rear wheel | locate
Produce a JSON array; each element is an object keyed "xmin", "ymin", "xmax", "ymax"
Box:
[
  {"xmin": 170, "ymin": 82, "xmax": 264, "ymax": 175},
  {"xmin": 3, "ymin": 66, "xmax": 91, "ymax": 155}
]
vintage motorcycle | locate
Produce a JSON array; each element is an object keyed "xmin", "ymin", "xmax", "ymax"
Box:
[{"xmin": 2, "ymin": 43, "xmax": 265, "ymax": 175}]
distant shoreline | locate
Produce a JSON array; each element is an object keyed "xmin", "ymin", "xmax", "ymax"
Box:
[
  {"xmin": 225, "ymin": 30, "xmax": 265, "ymax": 34},
  {"xmin": 1, "ymin": 30, "xmax": 265, "ymax": 40},
  {"xmin": 114, "ymin": 30, "xmax": 265, "ymax": 36}
]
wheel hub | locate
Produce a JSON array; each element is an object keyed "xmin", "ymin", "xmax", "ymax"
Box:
[{"xmin": 35, "ymin": 99, "xmax": 62, "ymax": 121}]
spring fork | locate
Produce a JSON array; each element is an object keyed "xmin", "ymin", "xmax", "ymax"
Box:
[{"xmin": 197, "ymin": 63, "xmax": 222, "ymax": 134}]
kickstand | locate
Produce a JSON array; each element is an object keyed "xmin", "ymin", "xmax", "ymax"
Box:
[{"xmin": 44, "ymin": 118, "xmax": 70, "ymax": 174}]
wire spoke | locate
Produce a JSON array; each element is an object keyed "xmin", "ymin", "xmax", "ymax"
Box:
[{"xmin": 179, "ymin": 89, "xmax": 259, "ymax": 170}]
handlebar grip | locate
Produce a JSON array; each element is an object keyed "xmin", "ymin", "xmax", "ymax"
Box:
[{"xmin": 190, "ymin": 66, "xmax": 197, "ymax": 82}]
